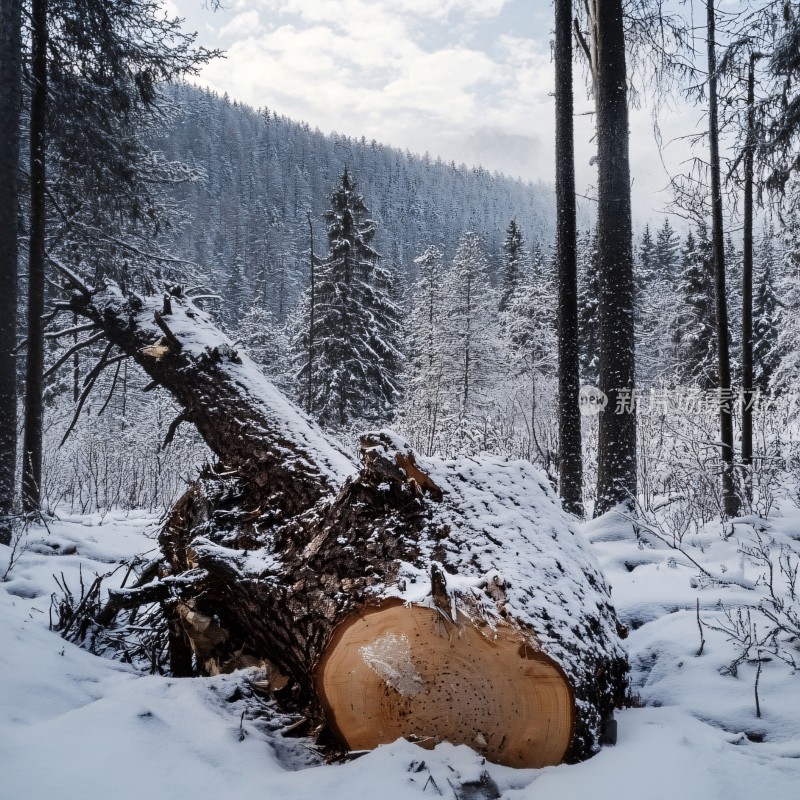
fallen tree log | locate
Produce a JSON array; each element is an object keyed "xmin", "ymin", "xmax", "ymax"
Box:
[
  {"xmin": 65, "ymin": 278, "xmax": 355, "ymax": 524},
  {"xmin": 67, "ymin": 282, "xmax": 629, "ymax": 767}
]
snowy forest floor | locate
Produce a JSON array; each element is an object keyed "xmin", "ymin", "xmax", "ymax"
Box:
[{"xmin": 2, "ymin": 505, "xmax": 800, "ymax": 799}]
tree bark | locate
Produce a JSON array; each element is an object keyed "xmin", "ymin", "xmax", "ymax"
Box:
[
  {"xmin": 22, "ymin": 0, "xmax": 49, "ymax": 512},
  {"xmin": 555, "ymin": 0, "xmax": 583, "ymax": 517},
  {"xmin": 593, "ymin": 0, "xmax": 637, "ymax": 515},
  {"xmin": 706, "ymin": 0, "xmax": 740, "ymax": 518},
  {"xmin": 0, "ymin": 0, "xmax": 22, "ymax": 542},
  {"xmin": 741, "ymin": 53, "xmax": 758, "ymax": 492},
  {"xmin": 67, "ymin": 282, "xmax": 629, "ymax": 766}
]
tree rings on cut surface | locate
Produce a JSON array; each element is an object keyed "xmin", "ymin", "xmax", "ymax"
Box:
[{"xmin": 316, "ymin": 601, "xmax": 574, "ymax": 768}]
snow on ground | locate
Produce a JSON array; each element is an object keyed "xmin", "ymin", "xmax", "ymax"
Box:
[{"xmin": 2, "ymin": 505, "xmax": 800, "ymax": 799}]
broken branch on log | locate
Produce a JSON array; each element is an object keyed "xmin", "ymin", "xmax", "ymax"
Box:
[
  {"xmin": 162, "ymin": 411, "xmax": 190, "ymax": 450},
  {"xmin": 45, "ymin": 321, "xmax": 99, "ymax": 340},
  {"xmin": 42, "ymin": 331, "xmax": 105, "ymax": 381},
  {"xmin": 59, "ymin": 344, "xmax": 125, "ymax": 447}
]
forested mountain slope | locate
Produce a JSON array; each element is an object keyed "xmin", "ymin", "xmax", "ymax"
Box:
[{"xmin": 157, "ymin": 84, "xmax": 560, "ymax": 323}]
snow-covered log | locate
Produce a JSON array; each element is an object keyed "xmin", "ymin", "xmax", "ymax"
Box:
[
  {"xmin": 66, "ymin": 280, "xmax": 355, "ymax": 522},
  {"xmin": 68, "ymin": 283, "xmax": 628, "ymax": 767}
]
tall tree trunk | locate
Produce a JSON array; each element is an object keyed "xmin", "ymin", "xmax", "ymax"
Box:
[
  {"xmin": 21, "ymin": 0, "xmax": 48, "ymax": 513},
  {"xmin": 0, "ymin": 0, "xmax": 22, "ymax": 542},
  {"xmin": 463, "ymin": 271, "xmax": 471, "ymax": 410},
  {"xmin": 306, "ymin": 211, "xmax": 315, "ymax": 416},
  {"xmin": 72, "ymin": 312, "xmax": 80, "ymax": 402},
  {"xmin": 555, "ymin": 0, "xmax": 583, "ymax": 517},
  {"xmin": 706, "ymin": 0, "xmax": 740, "ymax": 518},
  {"xmin": 593, "ymin": 0, "xmax": 637, "ymax": 515},
  {"xmin": 741, "ymin": 52, "xmax": 758, "ymax": 493}
]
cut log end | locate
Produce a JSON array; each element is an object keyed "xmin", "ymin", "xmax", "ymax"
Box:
[{"xmin": 316, "ymin": 602, "xmax": 574, "ymax": 768}]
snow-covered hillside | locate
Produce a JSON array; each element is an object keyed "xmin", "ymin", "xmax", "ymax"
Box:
[{"xmin": 2, "ymin": 508, "xmax": 800, "ymax": 800}]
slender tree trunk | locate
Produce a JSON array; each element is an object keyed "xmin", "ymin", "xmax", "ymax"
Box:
[
  {"xmin": 463, "ymin": 271, "xmax": 471, "ymax": 410},
  {"xmin": 741, "ymin": 53, "xmax": 758, "ymax": 493},
  {"xmin": 306, "ymin": 211, "xmax": 315, "ymax": 416},
  {"xmin": 706, "ymin": 0, "xmax": 740, "ymax": 518},
  {"xmin": 0, "ymin": 0, "xmax": 22, "ymax": 542},
  {"xmin": 72, "ymin": 312, "xmax": 80, "ymax": 402},
  {"xmin": 593, "ymin": 0, "xmax": 637, "ymax": 515},
  {"xmin": 555, "ymin": 0, "xmax": 583, "ymax": 517},
  {"xmin": 22, "ymin": 0, "xmax": 48, "ymax": 513}
]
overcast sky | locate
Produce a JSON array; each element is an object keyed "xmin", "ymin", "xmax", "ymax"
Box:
[{"xmin": 170, "ymin": 0, "xmax": 697, "ymax": 223}]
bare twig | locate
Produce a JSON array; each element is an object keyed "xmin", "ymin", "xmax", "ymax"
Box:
[
  {"xmin": 45, "ymin": 322, "xmax": 99, "ymax": 340},
  {"xmin": 755, "ymin": 650, "xmax": 762, "ymax": 718},
  {"xmin": 43, "ymin": 331, "xmax": 105, "ymax": 381},
  {"xmin": 58, "ymin": 343, "xmax": 122, "ymax": 447},
  {"xmin": 696, "ymin": 597, "xmax": 706, "ymax": 656}
]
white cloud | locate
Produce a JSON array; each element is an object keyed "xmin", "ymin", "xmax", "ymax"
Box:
[
  {"xmin": 198, "ymin": 1, "xmax": 541, "ymax": 140},
  {"xmin": 253, "ymin": 0, "xmax": 507, "ymax": 24},
  {"xmin": 218, "ymin": 10, "xmax": 263, "ymax": 38}
]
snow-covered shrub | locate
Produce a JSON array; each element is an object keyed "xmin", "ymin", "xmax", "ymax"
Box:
[
  {"xmin": 42, "ymin": 387, "xmax": 207, "ymax": 516},
  {"xmin": 712, "ymin": 526, "xmax": 800, "ymax": 675}
]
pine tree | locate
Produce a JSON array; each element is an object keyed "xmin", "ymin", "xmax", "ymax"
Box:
[
  {"xmin": 705, "ymin": 0, "xmax": 738, "ymax": 517},
  {"xmin": 294, "ymin": 168, "xmax": 402, "ymax": 429},
  {"xmin": 440, "ymin": 232, "xmax": 500, "ymax": 415},
  {"xmin": 506, "ymin": 262, "xmax": 556, "ymax": 374},
  {"xmin": 0, "ymin": 0, "xmax": 22, "ymax": 538},
  {"xmin": 634, "ymin": 226, "xmax": 656, "ymax": 382},
  {"xmin": 239, "ymin": 303, "xmax": 290, "ymax": 389},
  {"xmin": 674, "ymin": 227, "xmax": 718, "ymax": 389},
  {"xmin": 637, "ymin": 224, "xmax": 656, "ymax": 292},
  {"xmin": 653, "ymin": 218, "xmax": 681, "ymax": 281},
  {"xmin": 499, "ymin": 219, "xmax": 524, "ymax": 312},
  {"xmin": 554, "ymin": 0, "xmax": 582, "ymax": 515},
  {"xmin": 771, "ymin": 206, "xmax": 800, "ymax": 393},
  {"xmin": 726, "ymin": 232, "xmax": 743, "ymax": 384},
  {"xmin": 19, "ymin": 0, "xmax": 215, "ymax": 512},
  {"xmin": 753, "ymin": 232, "xmax": 781, "ymax": 393},
  {"xmin": 403, "ymin": 245, "xmax": 446, "ymax": 453},
  {"xmin": 592, "ymin": 0, "xmax": 637, "ymax": 514}
]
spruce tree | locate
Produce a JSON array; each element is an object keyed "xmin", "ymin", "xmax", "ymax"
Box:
[
  {"xmin": 0, "ymin": 0, "xmax": 22, "ymax": 538},
  {"xmin": 593, "ymin": 0, "xmax": 637, "ymax": 514},
  {"xmin": 404, "ymin": 245, "xmax": 446, "ymax": 453},
  {"xmin": 441, "ymin": 232, "xmax": 499, "ymax": 414},
  {"xmin": 505, "ymin": 260, "xmax": 556, "ymax": 374},
  {"xmin": 753, "ymin": 239, "xmax": 781, "ymax": 393},
  {"xmin": 239, "ymin": 303, "xmax": 290, "ymax": 389},
  {"xmin": 19, "ymin": 0, "xmax": 215, "ymax": 512},
  {"xmin": 653, "ymin": 218, "xmax": 680, "ymax": 281},
  {"xmin": 674, "ymin": 227, "xmax": 718, "ymax": 389},
  {"xmin": 295, "ymin": 168, "xmax": 402, "ymax": 429},
  {"xmin": 637, "ymin": 224, "xmax": 656, "ymax": 292},
  {"xmin": 499, "ymin": 219, "xmax": 524, "ymax": 312}
]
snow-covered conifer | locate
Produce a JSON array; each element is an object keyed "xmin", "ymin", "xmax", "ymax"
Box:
[
  {"xmin": 499, "ymin": 219, "xmax": 525, "ymax": 312},
  {"xmin": 674, "ymin": 226, "xmax": 718, "ymax": 388},
  {"xmin": 653, "ymin": 218, "xmax": 681, "ymax": 281},
  {"xmin": 750, "ymin": 227, "xmax": 781, "ymax": 393},
  {"xmin": 402, "ymin": 245, "xmax": 446, "ymax": 453},
  {"xmin": 239, "ymin": 303, "xmax": 290, "ymax": 389},
  {"xmin": 440, "ymin": 232, "xmax": 501, "ymax": 415},
  {"xmin": 577, "ymin": 230, "xmax": 600, "ymax": 386},
  {"xmin": 292, "ymin": 168, "xmax": 402, "ymax": 429}
]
